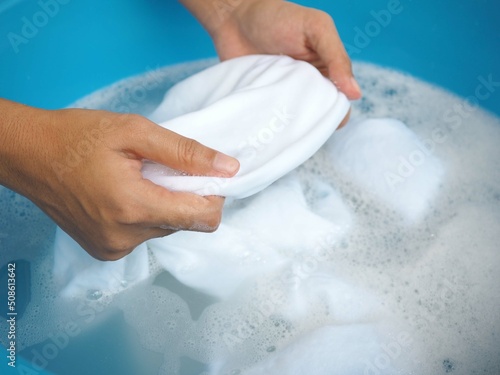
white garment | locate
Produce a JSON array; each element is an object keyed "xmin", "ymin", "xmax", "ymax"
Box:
[
  {"xmin": 143, "ymin": 54, "xmax": 351, "ymax": 198},
  {"xmin": 148, "ymin": 173, "xmax": 352, "ymax": 299},
  {"xmin": 52, "ymin": 55, "xmax": 351, "ymax": 298},
  {"xmin": 49, "ymin": 58, "xmax": 446, "ymax": 375},
  {"xmin": 53, "ymin": 229, "xmax": 149, "ymax": 298},
  {"xmin": 52, "ymin": 57, "xmax": 443, "ymax": 303}
]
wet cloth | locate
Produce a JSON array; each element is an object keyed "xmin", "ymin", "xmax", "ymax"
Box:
[
  {"xmin": 143, "ymin": 54, "xmax": 350, "ymax": 198},
  {"xmin": 53, "ymin": 54, "xmax": 351, "ymax": 297}
]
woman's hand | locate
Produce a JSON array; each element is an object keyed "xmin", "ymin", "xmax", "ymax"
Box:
[
  {"xmin": 181, "ymin": 0, "xmax": 361, "ymax": 100},
  {"xmin": 0, "ymin": 99, "xmax": 239, "ymax": 260}
]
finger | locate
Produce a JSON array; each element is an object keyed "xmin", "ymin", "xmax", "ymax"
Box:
[
  {"xmin": 128, "ymin": 116, "xmax": 240, "ymax": 178},
  {"xmin": 138, "ymin": 179, "xmax": 226, "ymax": 231},
  {"xmin": 337, "ymin": 108, "xmax": 351, "ymax": 129},
  {"xmin": 306, "ymin": 10, "xmax": 362, "ymax": 100}
]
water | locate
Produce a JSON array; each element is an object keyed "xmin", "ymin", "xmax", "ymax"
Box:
[{"xmin": 0, "ymin": 60, "xmax": 499, "ymax": 375}]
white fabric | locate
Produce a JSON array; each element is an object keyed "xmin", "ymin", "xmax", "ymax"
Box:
[
  {"xmin": 51, "ymin": 56, "xmax": 442, "ymax": 306},
  {"xmin": 148, "ymin": 173, "xmax": 352, "ymax": 299},
  {"xmin": 53, "ymin": 229, "xmax": 149, "ymax": 298},
  {"xmin": 142, "ymin": 54, "xmax": 350, "ymax": 198},
  {"xmin": 325, "ymin": 118, "xmax": 444, "ymax": 222},
  {"xmin": 52, "ymin": 55, "xmax": 351, "ymax": 297},
  {"xmin": 48, "ymin": 58, "xmax": 447, "ymax": 375}
]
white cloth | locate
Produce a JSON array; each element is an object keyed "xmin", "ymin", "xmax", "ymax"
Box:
[
  {"xmin": 49, "ymin": 57, "xmax": 445, "ymax": 374},
  {"xmin": 325, "ymin": 118, "xmax": 443, "ymax": 222},
  {"xmin": 148, "ymin": 173, "xmax": 352, "ymax": 299},
  {"xmin": 53, "ymin": 229, "xmax": 149, "ymax": 298},
  {"xmin": 52, "ymin": 57, "xmax": 443, "ymax": 303},
  {"xmin": 142, "ymin": 54, "xmax": 350, "ymax": 198},
  {"xmin": 52, "ymin": 55, "xmax": 350, "ymax": 298}
]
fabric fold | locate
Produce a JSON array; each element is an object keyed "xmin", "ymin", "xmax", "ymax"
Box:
[{"xmin": 142, "ymin": 54, "xmax": 351, "ymax": 198}]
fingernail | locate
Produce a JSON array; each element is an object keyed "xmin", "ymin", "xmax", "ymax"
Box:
[
  {"xmin": 350, "ymin": 77, "xmax": 362, "ymax": 96},
  {"xmin": 213, "ymin": 153, "xmax": 240, "ymax": 176}
]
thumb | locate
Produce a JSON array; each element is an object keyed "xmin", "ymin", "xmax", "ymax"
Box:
[{"xmin": 128, "ymin": 117, "xmax": 240, "ymax": 177}]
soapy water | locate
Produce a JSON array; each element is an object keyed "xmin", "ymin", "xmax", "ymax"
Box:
[{"xmin": 0, "ymin": 60, "xmax": 499, "ymax": 375}]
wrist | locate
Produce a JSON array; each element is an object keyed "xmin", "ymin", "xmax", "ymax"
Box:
[
  {"xmin": 0, "ymin": 99, "xmax": 56, "ymax": 201},
  {"xmin": 180, "ymin": 0, "xmax": 270, "ymax": 38}
]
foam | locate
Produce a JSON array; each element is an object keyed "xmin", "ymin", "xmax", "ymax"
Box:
[
  {"xmin": 241, "ymin": 325, "xmax": 392, "ymax": 375},
  {"xmin": 53, "ymin": 229, "xmax": 150, "ymax": 298},
  {"xmin": 1, "ymin": 61, "xmax": 499, "ymax": 375}
]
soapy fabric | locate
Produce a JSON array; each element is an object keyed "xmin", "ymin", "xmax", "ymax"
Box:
[
  {"xmin": 53, "ymin": 54, "xmax": 352, "ymax": 297},
  {"xmin": 142, "ymin": 54, "xmax": 350, "ymax": 198},
  {"xmin": 53, "ymin": 55, "xmax": 443, "ymax": 298},
  {"xmin": 147, "ymin": 172, "xmax": 353, "ymax": 300},
  {"xmin": 17, "ymin": 58, "xmax": 496, "ymax": 375}
]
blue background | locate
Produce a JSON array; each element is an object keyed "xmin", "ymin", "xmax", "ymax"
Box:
[{"xmin": 0, "ymin": 0, "xmax": 499, "ymax": 114}]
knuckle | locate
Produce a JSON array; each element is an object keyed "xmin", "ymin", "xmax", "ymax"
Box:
[
  {"xmin": 98, "ymin": 235, "xmax": 135, "ymax": 261},
  {"xmin": 320, "ymin": 10, "xmax": 334, "ymax": 25},
  {"xmin": 311, "ymin": 9, "xmax": 334, "ymax": 28},
  {"xmin": 176, "ymin": 138, "xmax": 201, "ymax": 167},
  {"xmin": 119, "ymin": 113, "xmax": 149, "ymax": 136},
  {"xmin": 93, "ymin": 207, "xmax": 144, "ymax": 260},
  {"xmin": 122, "ymin": 113, "xmax": 144, "ymax": 128}
]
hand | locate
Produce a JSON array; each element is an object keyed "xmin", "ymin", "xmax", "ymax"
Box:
[
  {"xmin": 0, "ymin": 100, "xmax": 239, "ymax": 261},
  {"xmin": 210, "ymin": 0, "xmax": 362, "ymax": 100}
]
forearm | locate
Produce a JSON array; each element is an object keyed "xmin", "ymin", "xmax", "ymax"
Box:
[
  {"xmin": 179, "ymin": 0, "xmax": 217, "ymax": 33},
  {"xmin": 0, "ymin": 99, "xmax": 54, "ymax": 199},
  {"xmin": 178, "ymin": 0, "xmax": 260, "ymax": 36}
]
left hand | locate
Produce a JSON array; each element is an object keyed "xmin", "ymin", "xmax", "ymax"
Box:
[{"xmin": 210, "ymin": 0, "xmax": 361, "ymax": 100}]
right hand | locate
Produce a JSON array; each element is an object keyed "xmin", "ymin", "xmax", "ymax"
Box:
[{"xmin": 0, "ymin": 100, "xmax": 240, "ymax": 261}]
